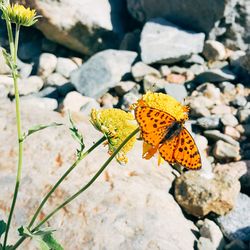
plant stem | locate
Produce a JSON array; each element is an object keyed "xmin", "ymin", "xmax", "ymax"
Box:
[
  {"xmin": 12, "ymin": 128, "xmax": 139, "ymax": 249},
  {"xmin": 28, "ymin": 136, "xmax": 106, "ymax": 229},
  {"xmin": 3, "ymin": 24, "xmax": 22, "ymax": 250}
]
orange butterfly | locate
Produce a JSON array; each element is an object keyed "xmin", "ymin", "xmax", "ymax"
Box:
[{"xmin": 135, "ymin": 102, "xmax": 202, "ymax": 170}]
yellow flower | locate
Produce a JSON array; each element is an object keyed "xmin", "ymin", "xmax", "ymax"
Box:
[
  {"xmin": 90, "ymin": 108, "xmax": 137, "ymax": 164},
  {"xmin": 139, "ymin": 91, "xmax": 189, "ymax": 122},
  {"xmin": 2, "ymin": 4, "xmax": 39, "ymax": 26}
]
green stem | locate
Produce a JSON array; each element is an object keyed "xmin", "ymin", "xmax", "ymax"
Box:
[
  {"xmin": 28, "ymin": 136, "xmax": 106, "ymax": 229},
  {"xmin": 12, "ymin": 128, "xmax": 139, "ymax": 249},
  {"xmin": 3, "ymin": 24, "xmax": 22, "ymax": 250},
  {"xmin": 5, "ymin": 18, "xmax": 15, "ymax": 57}
]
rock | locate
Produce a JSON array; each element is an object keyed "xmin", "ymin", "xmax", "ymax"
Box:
[
  {"xmin": 11, "ymin": 76, "xmax": 44, "ymax": 96},
  {"xmin": 119, "ymin": 29, "xmax": 141, "ymax": 51},
  {"xmin": 121, "ymin": 92, "xmax": 141, "ymax": 110},
  {"xmin": 197, "ymin": 237, "xmax": 214, "ymax": 250},
  {"xmin": 20, "ymin": 96, "xmax": 58, "ymax": 110},
  {"xmin": 211, "ymin": 105, "xmax": 232, "ymax": 115},
  {"xmin": 188, "ymin": 96, "xmax": 213, "ymax": 118},
  {"xmin": 195, "ymin": 68, "xmax": 236, "ymax": 84},
  {"xmin": 140, "ymin": 18, "xmax": 205, "ymax": 64},
  {"xmin": 231, "ymin": 95, "xmax": 247, "ymax": 108},
  {"xmin": 17, "ymin": 59, "xmax": 33, "ymax": 79},
  {"xmin": 217, "ymin": 193, "xmax": 250, "ymax": 242},
  {"xmin": 213, "ymin": 140, "xmax": 240, "ymax": 161},
  {"xmin": 164, "ymin": 83, "xmax": 187, "ymax": 102},
  {"xmin": 204, "ymin": 130, "xmax": 239, "ymax": 147},
  {"xmin": 38, "ymin": 53, "xmax": 58, "ymax": 78},
  {"xmin": 224, "ymin": 126, "xmax": 241, "ymax": 140},
  {"xmin": 199, "ymin": 219, "xmax": 226, "ymax": 250},
  {"xmin": 237, "ymin": 109, "xmax": 250, "ymax": 123},
  {"xmin": 196, "ymin": 83, "xmax": 221, "ymax": 101},
  {"xmin": 189, "ymin": 64, "xmax": 207, "ymax": 75},
  {"xmin": 100, "ymin": 93, "xmax": 119, "ymax": 108},
  {"xmin": 239, "ymin": 161, "xmax": 250, "ymax": 195},
  {"xmin": 159, "ymin": 65, "xmax": 171, "ymax": 77},
  {"xmin": 0, "ymin": 75, "xmax": 13, "ymax": 95},
  {"xmin": 242, "ymin": 124, "xmax": 250, "ymax": 137},
  {"xmin": 56, "ymin": 57, "xmax": 78, "ymax": 78},
  {"xmin": 143, "ymin": 75, "xmax": 167, "ymax": 92},
  {"xmin": 0, "ymin": 84, "xmax": 9, "ymax": 99},
  {"xmin": 203, "ymin": 40, "xmax": 226, "ymax": 61},
  {"xmin": 114, "ymin": 81, "xmax": 137, "ymax": 96},
  {"xmin": 219, "ymin": 81, "xmax": 235, "ymax": 94},
  {"xmin": 131, "ymin": 62, "xmax": 161, "ymax": 82},
  {"xmin": 225, "ymin": 240, "xmax": 248, "ymax": 250},
  {"xmin": 70, "ymin": 50, "xmax": 137, "ymax": 98},
  {"xmin": 36, "ymin": 86, "xmax": 59, "ymax": 99},
  {"xmin": 209, "ymin": 60, "xmax": 229, "ymax": 69},
  {"xmin": 240, "ymin": 48, "xmax": 250, "ymax": 75},
  {"xmin": 15, "ymin": 0, "xmax": 129, "ymax": 55},
  {"xmin": 174, "ymin": 171, "xmax": 240, "ymax": 217},
  {"xmin": 185, "ymin": 54, "xmax": 205, "ymax": 65},
  {"xmin": 0, "ymin": 47, "xmax": 11, "ymax": 74},
  {"xmin": 46, "ymin": 73, "xmax": 69, "ymax": 87},
  {"xmin": 166, "ymin": 73, "xmax": 186, "ymax": 84},
  {"xmin": 196, "ymin": 116, "xmax": 220, "ymax": 130},
  {"xmin": 80, "ymin": 99, "xmax": 100, "ymax": 116},
  {"xmin": 63, "ymin": 91, "xmax": 95, "ymax": 112},
  {"xmin": 213, "ymin": 161, "xmax": 248, "ymax": 181},
  {"xmin": 221, "ymin": 114, "xmax": 239, "ymax": 127},
  {"xmin": 0, "ymin": 100, "xmax": 198, "ymax": 250}
]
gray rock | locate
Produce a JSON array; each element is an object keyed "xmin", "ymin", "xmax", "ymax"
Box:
[
  {"xmin": 164, "ymin": 83, "xmax": 187, "ymax": 102},
  {"xmin": 38, "ymin": 53, "xmax": 58, "ymax": 78},
  {"xmin": 0, "ymin": 84, "xmax": 9, "ymax": 99},
  {"xmin": 219, "ymin": 82, "xmax": 235, "ymax": 93},
  {"xmin": 197, "ymin": 237, "xmax": 214, "ymax": 250},
  {"xmin": 189, "ymin": 64, "xmax": 207, "ymax": 75},
  {"xmin": 185, "ymin": 54, "xmax": 205, "ymax": 65},
  {"xmin": 140, "ymin": 18, "xmax": 205, "ymax": 64},
  {"xmin": 20, "ymin": 96, "xmax": 58, "ymax": 110},
  {"xmin": 46, "ymin": 73, "xmax": 69, "ymax": 87},
  {"xmin": 217, "ymin": 193, "xmax": 250, "ymax": 242},
  {"xmin": 70, "ymin": 50, "xmax": 137, "ymax": 98},
  {"xmin": 159, "ymin": 65, "xmax": 171, "ymax": 77},
  {"xmin": 199, "ymin": 219, "xmax": 226, "ymax": 250},
  {"xmin": 203, "ymin": 40, "xmax": 226, "ymax": 61},
  {"xmin": 131, "ymin": 62, "xmax": 161, "ymax": 82},
  {"xmin": 122, "ymin": 92, "xmax": 141, "ymax": 110},
  {"xmin": 17, "ymin": 59, "xmax": 33, "ymax": 79},
  {"xmin": 231, "ymin": 95, "xmax": 247, "ymax": 108},
  {"xmin": 195, "ymin": 68, "xmax": 236, "ymax": 83},
  {"xmin": 19, "ymin": 0, "xmax": 128, "ymax": 55},
  {"xmin": 221, "ymin": 114, "xmax": 239, "ymax": 127},
  {"xmin": 11, "ymin": 76, "xmax": 44, "ymax": 96},
  {"xmin": 197, "ymin": 116, "xmax": 221, "ymax": 129},
  {"xmin": 175, "ymin": 171, "xmax": 241, "ymax": 217},
  {"xmin": 100, "ymin": 93, "xmax": 119, "ymax": 108},
  {"xmin": 56, "ymin": 57, "xmax": 78, "ymax": 78},
  {"xmin": 143, "ymin": 75, "xmax": 167, "ymax": 92},
  {"xmin": 225, "ymin": 240, "xmax": 248, "ymax": 250},
  {"xmin": 36, "ymin": 87, "xmax": 59, "ymax": 99},
  {"xmin": 204, "ymin": 130, "xmax": 239, "ymax": 147},
  {"xmin": 0, "ymin": 101, "xmax": 198, "ymax": 250},
  {"xmin": 114, "ymin": 81, "xmax": 137, "ymax": 96},
  {"xmin": 237, "ymin": 109, "xmax": 250, "ymax": 123},
  {"xmin": 213, "ymin": 140, "xmax": 240, "ymax": 161}
]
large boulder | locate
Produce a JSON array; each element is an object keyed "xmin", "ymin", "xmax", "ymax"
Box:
[
  {"xmin": 12, "ymin": 0, "xmax": 130, "ymax": 55},
  {"xmin": 0, "ymin": 99, "xmax": 199, "ymax": 249},
  {"xmin": 127, "ymin": 0, "xmax": 250, "ymax": 50}
]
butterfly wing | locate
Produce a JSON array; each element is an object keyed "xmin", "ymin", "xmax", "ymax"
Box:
[
  {"xmin": 173, "ymin": 128, "xmax": 202, "ymax": 170},
  {"xmin": 135, "ymin": 106, "xmax": 176, "ymax": 147},
  {"xmin": 158, "ymin": 136, "xmax": 179, "ymax": 164}
]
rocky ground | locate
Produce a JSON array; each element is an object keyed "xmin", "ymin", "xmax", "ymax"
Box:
[{"xmin": 0, "ymin": 0, "xmax": 250, "ymax": 249}]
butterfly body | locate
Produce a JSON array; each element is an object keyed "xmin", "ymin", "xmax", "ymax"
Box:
[{"xmin": 135, "ymin": 104, "xmax": 202, "ymax": 170}]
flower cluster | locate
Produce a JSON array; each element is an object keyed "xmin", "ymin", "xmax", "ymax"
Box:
[{"xmin": 2, "ymin": 3, "xmax": 39, "ymax": 26}]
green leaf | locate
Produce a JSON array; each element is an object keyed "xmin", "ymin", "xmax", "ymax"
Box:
[
  {"xmin": 0, "ymin": 220, "xmax": 6, "ymax": 239},
  {"xmin": 69, "ymin": 113, "xmax": 85, "ymax": 157},
  {"xmin": 40, "ymin": 234, "xmax": 64, "ymax": 250},
  {"xmin": 21, "ymin": 123, "xmax": 63, "ymax": 142}
]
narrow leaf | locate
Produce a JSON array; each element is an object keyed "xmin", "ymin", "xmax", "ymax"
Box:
[
  {"xmin": 41, "ymin": 234, "xmax": 64, "ymax": 250},
  {"xmin": 21, "ymin": 123, "xmax": 63, "ymax": 142},
  {"xmin": 0, "ymin": 220, "xmax": 6, "ymax": 238}
]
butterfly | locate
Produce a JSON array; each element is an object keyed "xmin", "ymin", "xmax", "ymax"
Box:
[{"xmin": 135, "ymin": 102, "xmax": 202, "ymax": 170}]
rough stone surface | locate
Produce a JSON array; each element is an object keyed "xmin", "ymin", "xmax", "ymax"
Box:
[
  {"xmin": 199, "ymin": 219, "xmax": 226, "ymax": 250},
  {"xmin": 237, "ymin": 109, "xmax": 250, "ymax": 123},
  {"xmin": 174, "ymin": 171, "xmax": 240, "ymax": 217},
  {"xmin": 20, "ymin": 96, "xmax": 58, "ymax": 110},
  {"xmin": 203, "ymin": 40, "xmax": 226, "ymax": 61},
  {"xmin": 14, "ymin": 0, "xmax": 129, "ymax": 55},
  {"xmin": 70, "ymin": 50, "xmax": 137, "ymax": 98},
  {"xmin": 0, "ymin": 100, "xmax": 198, "ymax": 250},
  {"xmin": 221, "ymin": 114, "xmax": 239, "ymax": 127},
  {"xmin": 217, "ymin": 193, "xmax": 250, "ymax": 242},
  {"xmin": 196, "ymin": 116, "xmax": 220, "ymax": 129},
  {"xmin": 164, "ymin": 84, "xmax": 187, "ymax": 102},
  {"xmin": 38, "ymin": 53, "xmax": 57, "ymax": 79},
  {"xmin": 213, "ymin": 140, "xmax": 240, "ymax": 161},
  {"xmin": 56, "ymin": 57, "xmax": 78, "ymax": 78},
  {"xmin": 140, "ymin": 18, "xmax": 205, "ymax": 64}
]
